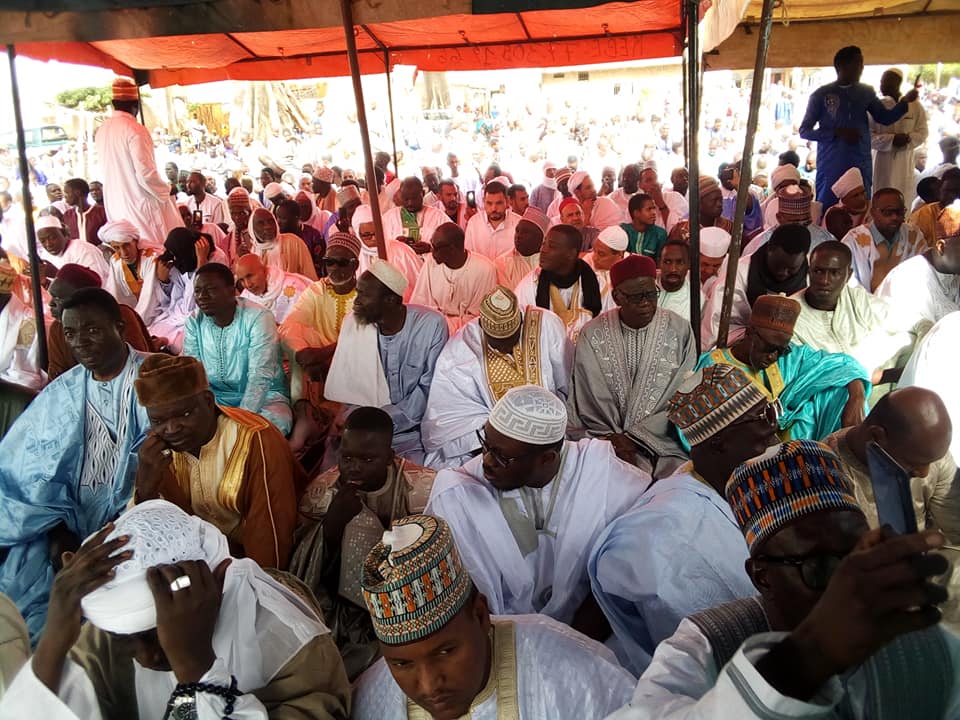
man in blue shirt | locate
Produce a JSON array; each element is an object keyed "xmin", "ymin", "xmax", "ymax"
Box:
[{"xmin": 800, "ymin": 46, "xmax": 918, "ymax": 210}]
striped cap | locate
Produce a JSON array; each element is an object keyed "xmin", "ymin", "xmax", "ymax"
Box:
[
  {"xmin": 725, "ymin": 440, "xmax": 861, "ymax": 553},
  {"xmin": 667, "ymin": 364, "xmax": 768, "ymax": 446},
  {"xmin": 362, "ymin": 515, "xmax": 473, "ymax": 645}
]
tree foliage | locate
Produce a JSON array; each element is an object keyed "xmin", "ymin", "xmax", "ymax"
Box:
[{"xmin": 55, "ymin": 86, "xmax": 114, "ymax": 112}]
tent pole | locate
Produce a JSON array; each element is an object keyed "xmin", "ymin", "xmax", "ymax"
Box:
[
  {"xmin": 384, "ymin": 50, "xmax": 399, "ymax": 177},
  {"xmin": 5, "ymin": 44, "xmax": 48, "ymax": 371},
  {"xmin": 339, "ymin": 0, "xmax": 387, "ymax": 261},
  {"xmin": 685, "ymin": 0, "xmax": 702, "ymax": 354},
  {"xmin": 715, "ymin": 0, "xmax": 776, "ymax": 348}
]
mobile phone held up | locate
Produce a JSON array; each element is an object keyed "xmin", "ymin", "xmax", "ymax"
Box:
[
  {"xmin": 866, "ymin": 441, "xmax": 917, "ymax": 535},
  {"xmin": 466, "ymin": 191, "xmax": 476, "ymax": 209}
]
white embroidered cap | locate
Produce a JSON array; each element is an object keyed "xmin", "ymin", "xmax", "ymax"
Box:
[
  {"xmin": 81, "ymin": 500, "xmax": 230, "ymax": 635},
  {"xmin": 489, "ymin": 384, "xmax": 567, "ymax": 445},
  {"xmin": 368, "ymin": 258, "xmax": 408, "ymax": 297},
  {"xmin": 597, "ymin": 225, "xmax": 629, "ymax": 252},
  {"xmin": 700, "ymin": 226, "xmax": 732, "ymax": 258}
]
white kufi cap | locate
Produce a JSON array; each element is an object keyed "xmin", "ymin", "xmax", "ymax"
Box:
[
  {"xmin": 770, "ymin": 164, "xmax": 801, "ymax": 191},
  {"xmin": 35, "ymin": 215, "xmax": 64, "ymax": 232},
  {"xmin": 700, "ymin": 226, "xmax": 732, "ymax": 258},
  {"xmin": 489, "ymin": 384, "xmax": 567, "ymax": 445},
  {"xmin": 597, "ymin": 225, "xmax": 629, "ymax": 252},
  {"xmin": 568, "ymin": 170, "xmax": 589, "ymax": 194},
  {"xmin": 369, "ymin": 258, "xmax": 409, "ymax": 297},
  {"xmin": 831, "ymin": 167, "xmax": 864, "ymax": 200}
]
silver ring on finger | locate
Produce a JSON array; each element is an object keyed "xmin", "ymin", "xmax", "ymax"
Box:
[{"xmin": 169, "ymin": 575, "xmax": 192, "ymax": 592}]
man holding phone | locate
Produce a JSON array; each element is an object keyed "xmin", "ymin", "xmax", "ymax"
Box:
[{"xmin": 823, "ymin": 387, "xmax": 960, "ymax": 630}]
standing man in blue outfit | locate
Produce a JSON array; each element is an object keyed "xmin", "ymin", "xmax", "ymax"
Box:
[{"xmin": 800, "ymin": 46, "xmax": 919, "ymax": 210}]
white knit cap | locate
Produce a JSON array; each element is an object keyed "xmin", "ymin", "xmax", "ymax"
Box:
[
  {"xmin": 568, "ymin": 170, "xmax": 589, "ymax": 194},
  {"xmin": 831, "ymin": 167, "xmax": 864, "ymax": 200},
  {"xmin": 264, "ymin": 182, "xmax": 285, "ymax": 200},
  {"xmin": 597, "ymin": 225, "xmax": 629, "ymax": 252},
  {"xmin": 489, "ymin": 385, "xmax": 567, "ymax": 445},
  {"xmin": 369, "ymin": 258, "xmax": 409, "ymax": 297},
  {"xmin": 770, "ymin": 164, "xmax": 801, "ymax": 191},
  {"xmin": 97, "ymin": 220, "xmax": 139, "ymax": 245},
  {"xmin": 35, "ymin": 215, "xmax": 64, "ymax": 232},
  {"xmin": 81, "ymin": 500, "xmax": 230, "ymax": 635},
  {"xmin": 700, "ymin": 226, "xmax": 732, "ymax": 258},
  {"xmin": 351, "ymin": 204, "xmax": 374, "ymax": 237}
]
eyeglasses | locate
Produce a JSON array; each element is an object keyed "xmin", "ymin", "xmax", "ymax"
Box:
[
  {"xmin": 323, "ymin": 257, "xmax": 355, "ymax": 268},
  {"xmin": 730, "ymin": 401, "xmax": 780, "ymax": 430},
  {"xmin": 617, "ymin": 289, "xmax": 660, "ymax": 305},
  {"xmin": 475, "ymin": 428, "xmax": 545, "ymax": 468},
  {"xmin": 753, "ymin": 552, "xmax": 847, "ymax": 591}
]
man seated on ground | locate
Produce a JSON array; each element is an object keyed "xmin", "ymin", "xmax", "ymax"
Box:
[
  {"xmin": 225, "ymin": 186, "xmax": 255, "ymax": 261},
  {"xmin": 133, "ymin": 354, "xmax": 303, "ymax": 569},
  {"xmin": 842, "ymin": 187, "xmax": 925, "ymax": 291},
  {"xmin": 823, "ymin": 167, "xmax": 872, "ymax": 241},
  {"xmin": 47, "ymin": 264, "xmax": 153, "ymax": 381},
  {"xmin": 743, "ymin": 183, "xmax": 834, "ymax": 256},
  {"xmin": 275, "ymin": 198, "xmax": 326, "ymax": 277},
  {"xmin": 99, "ymin": 220, "xmax": 161, "ymax": 328},
  {"xmin": 718, "ymin": 162, "xmax": 764, "ymax": 240},
  {"xmin": 515, "ymin": 224, "xmax": 603, "ymax": 342},
  {"xmin": 702, "ymin": 224, "xmax": 811, "ymax": 348},
  {"xmin": 495, "ymin": 206, "xmax": 548, "ymax": 290},
  {"xmin": 351, "ymin": 513, "xmax": 635, "ymax": 719},
  {"xmin": 823, "ymin": 386, "xmax": 960, "ymax": 630},
  {"xmin": 699, "ymin": 226, "xmax": 731, "ymax": 297},
  {"xmin": 558, "ymin": 196, "xmax": 600, "ymax": 251},
  {"xmin": 410, "ymin": 222, "xmax": 498, "ymax": 335},
  {"xmin": 698, "ymin": 294, "xmax": 870, "ymax": 441},
  {"xmin": 422, "ymin": 287, "xmax": 572, "ymax": 469},
  {"xmin": 183, "ymin": 263, "xmax": 292, "ymax": 435},
  {"xmin": 465, "ymin": 181, "xmax": 522, "ymax": 260},
  {"xmin": 507, "ymin": 183, "xmax": 529, "ymax": 216},
  {"xmin": 62, "ymin": 178, "xmax": 107, "ymax": 248},
  {"xmin": 657, "ymin": 240, "xmax": 703, "ymax": 323},
  {"xmin": 639, "ymin": 162, "xmax": 687, "ymax": 233},
  {"xmin": 325, "ymin": 261, "xmax": 447, "ymax": 464},
  {"xmin": 280, "ymin": 233, "xmax": 360, "ymax": 456},
  {"xmin": 178, "ymin": 203, "xmax": 231, "ymax": 263},
  {"xmin": 568, "ymin": 170, "xmax": 623, "ymax": 232},
  {"xmin": 913, "ymin": 176, "xmax": 941, "ymax": 214},
  {"xmin": 351, "ymin": 204, "xmax": 421, "ymax": 302},
  {"xmin": 668, "ymin": 176, "xmax": 734, "ymax": 242},
  {"xmin": 877, "ymin": 202, "xmax": 960, "ymax": 329},
  {"xmin": 0, "ymin": 288, "xmax": 149, "ymax": 639},
  {"xmin": 35, "ymin": 215, "xmax": 110, "ymax": 285},
  {"xmin": 620, "ymin": 192, "xmax": 668, "ymax": 259},
  {"xmin": 590, "ymin": 365, "xmax": 777, "ymax": 675},
  {"xmin": 911, "ymin": 167, "xmax": 960, "ymax": 245},
  {"xmin": 427, "ymin": 385, "xmax": 650, "ymax": 636},
  {"xmin": 249, "ymin": 207, "xmax": 318, "ymax": 280},
  {"xmin": 150, "ymin": 227, "xmax": 216, "ymax": 354},
  {"xmin": 792, "ymin": 241, "xmax": 916, "ymax": 381},
  {"xmin": 583, "ymin": 225, "xmax": 628, "ymax": 307},
  {"xmin": 0, "ymin": 261, "xmax": 43, "ymax": 390},
  {"xmin": 2, "ymin": 500, "xmax": 351, "ymax": 718},
  {"xmin": 290, "ymin": 407, "xmax": 436, "ymax": 679},
  {"xmin": 186, "ymin": 169, "xmax": 227, "ymax": 226},
  {"xmin": 567, "ymin": 255, "xmax": 696, "ymax": 477},
  {"xmin": 236, "ymin": 253, "xmax": 311, "ymax": 325},
  {"xmin": 381, "ymin": 176, "xmax": 448, "ymax": 252},
  {"xmin": 607, "ymin": 440, "xmax": 959, "ymax": 720}
]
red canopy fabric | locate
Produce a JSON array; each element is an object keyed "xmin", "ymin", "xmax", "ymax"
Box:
[{"xmin": 12, "ymin": 1, "xmax": 683, "ymax": 87}]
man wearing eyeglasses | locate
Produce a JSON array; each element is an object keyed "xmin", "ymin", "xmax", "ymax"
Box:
[
  {"xmin": 280, "ymin": 232, "xmax": 361, "ymax": 455},
  {"xmin": 350, "ymin": 204, "xmax": 422, "ymax": 303},
  {"xmin": 426, "ymin": 385, "xmax": 649, "ymax": 639},
  {"xmin": 697, "ymin": 294, "xmax": 870, "ymax": 441},
  {"xmin": 840, "ymin": 187, "xmax": 925, "ymax": 292},
  {"xmin": 607, "ymin": 439, "xmax": 959, "ymax": 720},
  {"xmin": 589, "ymin": 364, "xmax": 778, "ymax": 676},
  {"xmin": 568, "ymin": 254, "xmax": 696, "ymax": 477}
]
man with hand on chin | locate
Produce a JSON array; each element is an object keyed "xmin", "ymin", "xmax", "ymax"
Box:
[{"xmin": 1, "ymin": 500, "xmax": 351, "ymax": 718}]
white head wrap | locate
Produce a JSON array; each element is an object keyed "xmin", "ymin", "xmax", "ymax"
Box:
[
  {"xmin": 351, "ymin": 204, "xmax": 374, "ymax": 238},
  {"xmin": 35, "ymin": 215, "xmax": 64, "ymax": 232},
  {"xmin": 97, "ymin": 220, "xmax": 139, "ymax": 246},
  {"xmin": 770, "ymin": 164, "xmax": 801, "ymax": 191},
  {"xmin": 700, "ymin": 226, "xmax": 732, "ymax": 258},
  {"xmin": 542, "ymin": 160, "xmax": 557, "ymax": 173},
  {"xmin": 489, "ymin": 384, "xmax": 567, "ymax": 445},
  {"xmin": 597, "ymin": 225, "xmax": 629, "ymax": 252},
  {"xmin": 249, "ymin": 208, "xmax": 280, "ymax": 245},
  {"xmin": 264, "ymin": 182, "xmax": 285, "ymax": 201},
  {"xmin": 369, "ymin": 258, "xmax": 409, "ymax": 297},
  {"xmin": 568, "ymin": 170, "xmax": 589, "ymax": 194},
  {"xmin": 80, "ymin": 500, "xmax": 326, "ymax": 692},
  {"xmin": 831, "ymin": 167, "xmax": 865, "ymax": 200}
]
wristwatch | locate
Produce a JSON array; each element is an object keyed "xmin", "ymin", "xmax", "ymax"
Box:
[{"xmin": 166, "ymin": 694, "xmax": 198, "ymax": 720}]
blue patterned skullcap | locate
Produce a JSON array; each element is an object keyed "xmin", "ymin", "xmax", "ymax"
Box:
[
  {"xmin": 725, "ymin": 440, "xmax": 862, "ymax": 553},
  {"xmin": 362, "ymin": 515, "xmax": 473, "ymax": 645}
]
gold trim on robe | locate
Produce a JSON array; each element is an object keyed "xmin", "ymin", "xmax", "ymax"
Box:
[
  {"xmin": 708, "ymin": 348, "xmax": 785, "ymax": 401},
  {"xmin": 482, "ymin": 309, "xmax": 543, "ymax": 402}
]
